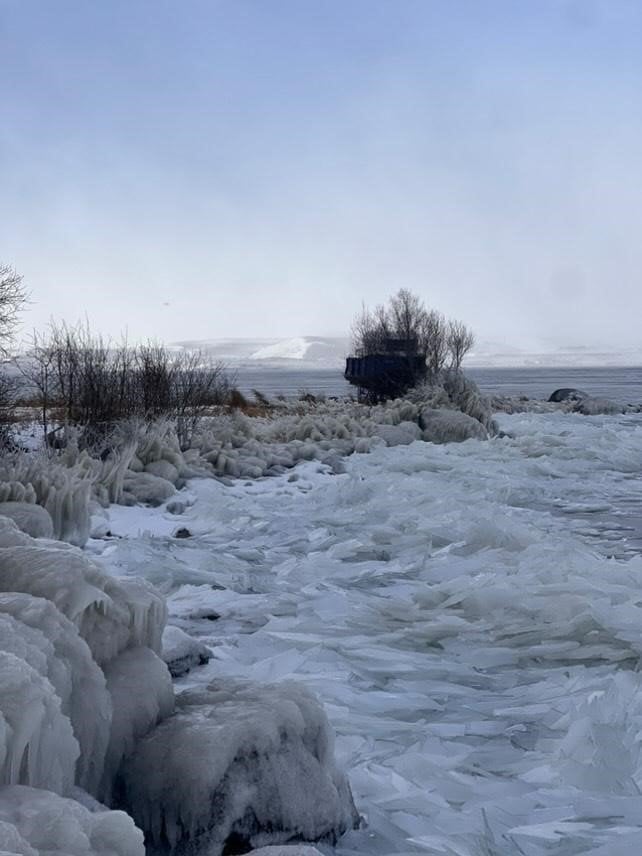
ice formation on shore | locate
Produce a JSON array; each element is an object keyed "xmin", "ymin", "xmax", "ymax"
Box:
[
  {"xmin": 122, "ymin": 679, "xmax": 359, "ymax": 854},
  {"xmin": 0, "ymin": 509, "xmax": 357, "ymax": 855},
  {"xmin": 0, "ymin": 376, "xmax": 497, "ymax": 547},
  {"xmin": 91, "ymin": 406, "xmax": 642, "ymax": 855}
]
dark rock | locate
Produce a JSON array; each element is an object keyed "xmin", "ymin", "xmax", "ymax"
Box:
[
  {"xmin": 173, "ymin": 527, "xmax": 192, "ymax": 539},
  {"xmin": 548, "ymin": 388, "xmax": 588, "ymax": 403}
]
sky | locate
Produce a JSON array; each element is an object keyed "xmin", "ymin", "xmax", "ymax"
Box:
[{"xmin": 2, "ymin": 0, "xmax": 642, "ymax": 352}]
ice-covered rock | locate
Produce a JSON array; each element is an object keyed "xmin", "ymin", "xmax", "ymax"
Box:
[
  {"xmin": 144, "ymin": 460, "xmax": 180, "ymax": 485},
  {"xmin": 121, "ymin": 678, "xmax": 359, "ymax": 855},
  {"xmin": 574, "ymin": 396, "xmax": 623, "ymax": 416},
  {"xmin": 101, "ymin": 647, "xmax": 174, "ymax": 804},
  {"xmin": 371, "ymin": 421, "xmax": 422, "ymax": 447},
  {"xmin": 161, "ymin": 625, "xmax": 211, "ymax": 677},
  {"xmin": 0, "ymin": 504, "xmax": 54, "ymax": 539},
  {"xmin": 420, "ymin": 407, "xmax": 489, "ymax": 443},
  {"xmin": 122, "ymin": 472, "xmax": 176, "ymax": 506},
  {"xmin": 0, "ymin": 786, "xmax": 145, "ymax": 855}
]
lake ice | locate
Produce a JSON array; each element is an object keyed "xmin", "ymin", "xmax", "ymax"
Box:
[{"xmin": 86, "ymin": 409, "xmax": 642, "ymax": 855}]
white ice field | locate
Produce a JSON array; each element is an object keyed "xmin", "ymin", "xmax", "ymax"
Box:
[
  {"xmin": 95, "ymin": 410, "xmax": 642, "ymax": 855},
  {"xmin": 2, "ymin": 406, "xmax": 642, "ymax": 854}
]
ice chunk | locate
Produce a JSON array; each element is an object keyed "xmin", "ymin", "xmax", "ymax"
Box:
[
  {"xmin": 120, "ymin": 678, "xmax": 359, "ymax": 855},
  {"xmin": 0, "ymin": 785, "xmax": 144, "ymax": 856},
  {"xmin": 161, "ymin": 625, "xmax": 211, "ymax": 677}
]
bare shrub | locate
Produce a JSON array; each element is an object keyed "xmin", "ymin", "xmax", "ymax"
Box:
[
  {"xmin": 447, "ymin": 320, "xmax": 475, "ymax": 372},
  {"xmin": 0, "ymin": 265, "xmax": 27, "ymax": 355},
  {"xmin": 22, "ymin": 321, "xmax": 230, "ymax": 448}
]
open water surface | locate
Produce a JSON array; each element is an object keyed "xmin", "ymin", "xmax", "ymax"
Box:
[{"xmin": 234, "ymin": 365, "xmax": 642, "ymax": 406}]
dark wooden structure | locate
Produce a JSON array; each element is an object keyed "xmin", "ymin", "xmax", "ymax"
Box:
[{"xmin": 344, "ymin": 338, "xmax": 427, "ymax": 401}]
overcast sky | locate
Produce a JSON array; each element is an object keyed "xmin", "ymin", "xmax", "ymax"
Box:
[{"xmin": 2, "ymin": 0, "xmax": 641, "ymax": 350}]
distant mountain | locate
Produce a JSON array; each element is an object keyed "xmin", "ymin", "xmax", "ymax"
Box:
[{"xmin": 170, "ymin": 336, "xmax": 642, "ymax": 369}]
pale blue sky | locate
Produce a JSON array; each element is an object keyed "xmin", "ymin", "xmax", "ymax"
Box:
[{"xmin": 2, "ymin": 1, "xmax": 642, "ymax": 349}]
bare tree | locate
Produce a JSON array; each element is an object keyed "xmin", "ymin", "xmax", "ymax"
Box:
[
  {"xmin": 389, "ymin": 289, "xmax": 424, "ymax": 349},
  {"xmin": 350, "ymin": 303, "xmax": 389, "ymax": 356},
  {"xmin": 171, "ymin": 349, "xmax": 229, "ymax": 448},
  {"xmin": 447, "ymin": 319, "xmax": 475, "ymax": 371},
  {"xmin": 347, "ymin": 289, "xmax": 475, "ymax": 400},
  {"xmin": 422, "ymin": 309, "xmax": 448, "ymax": 377},
  {"xmin": 21, "ymin": 328, "xmax": 56, "ymax": 441},
  {"xmin": 0, "ymin": 265, "xmax": 27, "ymax": 355}
]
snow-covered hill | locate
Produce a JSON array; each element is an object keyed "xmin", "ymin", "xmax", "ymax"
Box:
[
  {"xmin": 171, "ymin": 337, "xmax": 642, "ymax": 369},
  {"xmin": 172, "ymin": 337, "xmax": 350, "ymax": 367}
]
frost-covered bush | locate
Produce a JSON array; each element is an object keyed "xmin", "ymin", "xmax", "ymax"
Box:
[
  {"xmin": 0, "ymin": 501, "xmax": 53, "ymax": 538},
  {"xmin": 420, "ymin": 407, "xmax": 489, "ymax": 443},
  {"xmin": 120, "ymin": 678, "xmax": 359, "ymax": 856},
  {"xmin": 0, "ymin": 453, "xmax": 92, "ymax": 545},
  {"xmin": 0, "ymin": 372, "xmax": 497, "ymax": 541},
  {"xmin": 184, "ymin": 377, "xmax": 496, "ymax": 482}
]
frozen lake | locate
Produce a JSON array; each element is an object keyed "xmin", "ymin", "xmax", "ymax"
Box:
[
  {"xmin": 99, "ymin": 406, "xmax": 642, "ymax": 855},
  {"xmin": 234, "ymin": 365, "xmax": 642, "ymax": 406}
]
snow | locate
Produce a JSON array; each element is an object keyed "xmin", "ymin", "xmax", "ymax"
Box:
[
  {"xmin": 249, "ymin": 338, "xmax": 347, "ymax": 365},
  {"xmin": 251, "ymin": 338, "xmax": 316, "ymax": 361}
]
